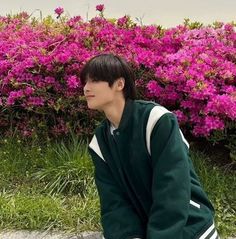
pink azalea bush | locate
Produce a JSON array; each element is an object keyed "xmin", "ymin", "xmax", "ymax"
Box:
[
  {"xmin": 146, "ymin": 24, "xmax": 236, "ymax": 136},
  {"xmin": 0, "ymin": 7, "xmax": 235, "ymax": 157}
]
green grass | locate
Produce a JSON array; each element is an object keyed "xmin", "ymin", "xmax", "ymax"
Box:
[
  {"xmin": 190, "ymin": 150, "xmax": 236, "ymax": 238},
  {"xmin": 0, "ymin": 135, "xmax": 235, "ymax": 238},
  {"xmin": 0, "ymin": 134, "xmax": 101, "ymax": 232},
  {"xmin": 0, "ymin": 191, "xmax": 100, "ymax": 231}
]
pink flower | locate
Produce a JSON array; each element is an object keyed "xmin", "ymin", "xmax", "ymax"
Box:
[
  {"xmin": 24, "ymin": 87, "xmax": 34, "ymax": 96},
  {"xmin": 18, "ymin": 12, "xmax": 29, "ymax": 19},
  {"xmin": 22, "ymin": 130, "xmax": 33, "ymax": 137},
  {"xmin": 66, "ymin": 16, "xmax": 82, "ymax": 27},
  {"xmin": 56, "ymin": 52, "xmax": 71, "ymax": 63},
  {"xmin": 147, "ymin": 81, "xmax": 163, "ymax": 97},
  {"xmin": 51, "ymin": 118, "xmax": 69, "ymax": 136},
  {"xmin": 54, "ymin": 7, "xmax": 64, "ymax": 18},
  {"xmin": 204, "ymin": 116, "xmax": 225, "ymax": 133},
  {"xmin": 6, "ymin": 90, "xmax": 24, "ymax": 105},
  {"xmin": 173, "ymin": 110, "xmax": 188, "ymax": 124},
  {"xmin": 27, "ymin": 97, "xmax": 44, "ymax": 106},
  {"xmin": 96, "ymin": 4, "xmax": 105, "ymax": 12},
  {"xmin": 67, "ymin": 75, "xmax": 79, "ymax": 89},
  {"xmin": 117, "ymin": 16, "xmax": 129, "ymax": 27},
  {"xmin": 44, "ymin": 76, "xmax": 55, "ymax": 84}
]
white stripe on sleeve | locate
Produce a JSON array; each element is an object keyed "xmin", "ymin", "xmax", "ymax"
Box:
[
  {"xmin": 179, "ymin": 129, "xmax": 189, "ymax": 148},
  {"xmin": 199, "ymin": 223, "xmax": 215, "ymax": 239},
  {"xmin": 209, "ymin": 230, "xmax": 218, "ymax": 239}
]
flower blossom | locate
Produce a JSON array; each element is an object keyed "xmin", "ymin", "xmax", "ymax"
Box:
[
  {"xmin": 96, "ymin": 4, "xmax": 105, "ymax": 12},
  {"xmin": 54, "ymin": 7, "xmax": 64, "ymax": 18}
]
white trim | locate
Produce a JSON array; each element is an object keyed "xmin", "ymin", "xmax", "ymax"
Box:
[
  {"xmin": 199, "ymin": 223, "xmax": 215, "ymax": 239},
  {"xmin": 146, "ymin": 106, "xmax": 170, "ymax": 155},
  {"xmin": 190, "ymin": 200, "xmax": 201, "ymax": 209},
  {"xmin": 179, "ymin": 129, "xmax": 189, "ymax": 148},
  {"xmin": 110, "ymin": 123, "xmax": 117, "ymax": 135},
  {"xmin": 209, "ymin": 230, "xmax": 217, "ymax": 239},
  {"xmin": 89, "ymin": 135, "xmax": 105, "ymax": 162}
]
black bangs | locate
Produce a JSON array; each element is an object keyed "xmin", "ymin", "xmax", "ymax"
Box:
[
  {"xmin": 80, "ymin": 54, "xmax": 128, "ymax": 85},
  {"xmin": 80, "ymin": 53, "xmax": 137, "ymax": 100}
]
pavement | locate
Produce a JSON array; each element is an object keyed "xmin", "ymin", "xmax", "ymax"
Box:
[
  {"xmin": 0, "ymin": 230, "xmax": 235, "ymax": 239},
  {"xmin": 0, "ymin": 231, "xmax": 102, "ymax": 239}
]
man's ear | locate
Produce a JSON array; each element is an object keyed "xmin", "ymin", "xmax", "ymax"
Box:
[{"xmin": 116, "ymin": 77, "xmax": 125, "ymax": 91}]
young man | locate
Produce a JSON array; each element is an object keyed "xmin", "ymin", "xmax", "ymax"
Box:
[{"xmin": 80, "ymin": 53, "xmax": 220, "ymax": 239}]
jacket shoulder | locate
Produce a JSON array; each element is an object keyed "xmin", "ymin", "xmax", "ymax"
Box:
[
  {"xmin": 134, "ymin": 100, "xmax": 170, "ymax": 117},
  {"xmin": 135, "ymin": 100, "xmax": 159, "ymax": 107}
]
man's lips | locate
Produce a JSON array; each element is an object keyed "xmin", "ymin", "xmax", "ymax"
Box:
[{"xmin": 85, "ymin": 95, "xmax": 95, "ymax": 99}]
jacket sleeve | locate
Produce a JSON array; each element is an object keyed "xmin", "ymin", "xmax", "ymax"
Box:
[
  {"xmin": 146, "ymin": 113, "xmax": 190, "ymax": 239},
  {"xmin": 88, "ymin": 147, "xmax": 145, "ymax": 239}
]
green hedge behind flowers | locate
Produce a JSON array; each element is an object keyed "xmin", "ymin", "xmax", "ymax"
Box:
[{"xmin": 0, "ymin": 6, "xmax": 235, "ymax": 159}]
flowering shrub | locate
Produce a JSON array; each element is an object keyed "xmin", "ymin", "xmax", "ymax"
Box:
[
  {"xmin": 146, "ymin": 25, "xmax": 236, "ymax": 135},
  {"xmin": 0, "ymin": 7, "xmax": 235, "ymax": 158}
]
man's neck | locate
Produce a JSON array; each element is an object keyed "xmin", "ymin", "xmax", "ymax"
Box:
[{"xmin": 104, "ymin": 97, "xmax": 126, "ymax": 129}]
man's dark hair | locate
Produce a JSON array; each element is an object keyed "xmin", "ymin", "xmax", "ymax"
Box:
[{"xmin": 80, "ymin": 53, "xmax": 137, "ymax": 100}]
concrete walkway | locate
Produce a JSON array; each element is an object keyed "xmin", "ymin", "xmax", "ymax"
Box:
[
  {"xmin": 0, "ymin": 230, "xmax": 235, "ymax": 239},
  {"xmin": 0, "ymin": 231, "xmax": 102, "ymax": 239}
]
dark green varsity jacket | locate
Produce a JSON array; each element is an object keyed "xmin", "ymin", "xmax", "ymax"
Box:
[{"xmin": 88, "ymin": 100, "xmax": 218, "ymax": 239}]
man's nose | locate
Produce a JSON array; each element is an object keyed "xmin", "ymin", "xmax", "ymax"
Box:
[{"xmin": 83, "ymin": 82, "xmax": 89, "ymax": 94}]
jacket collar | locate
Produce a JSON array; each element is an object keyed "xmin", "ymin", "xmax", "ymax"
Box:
[{"xmin": 105, "ymin": 99, "xmax": 134, "ymax": 132}]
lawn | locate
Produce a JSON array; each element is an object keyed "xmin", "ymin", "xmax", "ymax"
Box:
[{"xmin": 0, "ymin": 135, "xmax": 235, "ymax": 238}]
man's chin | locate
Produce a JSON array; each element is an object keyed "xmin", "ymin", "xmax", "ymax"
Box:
[{"xmin": 87, "ymin": 103, "xmax": 99, "ymax": 111}]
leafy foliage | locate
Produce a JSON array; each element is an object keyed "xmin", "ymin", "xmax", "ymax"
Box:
[{"xmin": 0, "ymin": 7, "xmax": 235, "ymax": 158}]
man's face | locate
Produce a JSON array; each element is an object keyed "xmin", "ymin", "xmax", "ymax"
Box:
[{"xmin": 83, "ymin": 78, "xmax": 123, "ymax": 111}]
